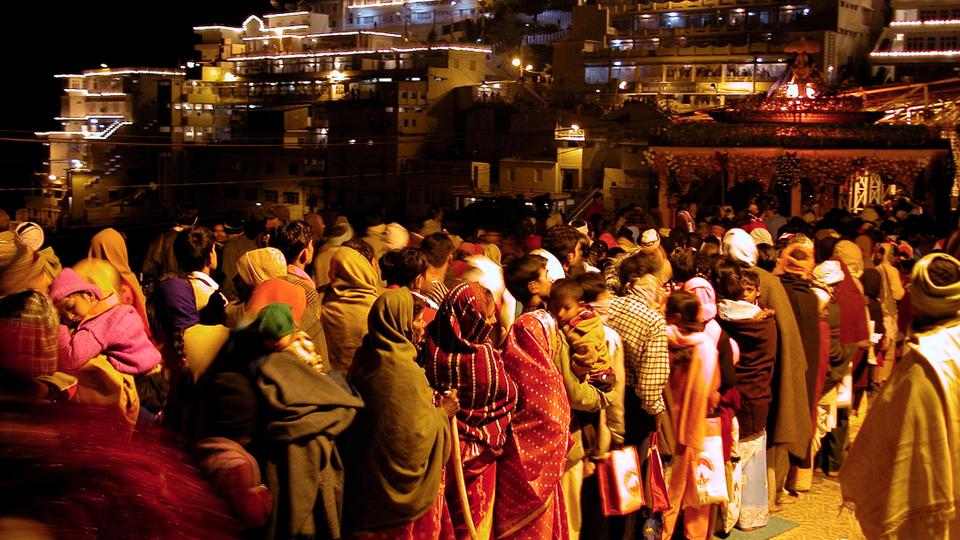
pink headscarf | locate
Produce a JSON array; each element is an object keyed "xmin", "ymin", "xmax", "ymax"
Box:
[{"xmin": 683, "ymin": 277, "xmax": 740, "ymax": 364}]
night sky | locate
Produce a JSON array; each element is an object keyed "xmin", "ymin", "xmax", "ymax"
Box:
[{"xmin": 0, "ymin": 0, "xmax": 269, "ymax": 214}]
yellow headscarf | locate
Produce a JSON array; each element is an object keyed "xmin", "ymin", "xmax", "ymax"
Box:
[
  {"xmin": 88, "ymin": 228, "xmax": 146, "ymax": 310},
  {"xmin": 833, "ymin": 240, "xmax": 864, "ymax": 279},
  {"xmin": 73, "ymin": 258, "xmax": 122, "ymax": 298}
]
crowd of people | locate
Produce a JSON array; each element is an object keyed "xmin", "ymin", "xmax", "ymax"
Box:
[{"xmin": 0, "ymin": 197, "xmax": 958, "ymax": 540}]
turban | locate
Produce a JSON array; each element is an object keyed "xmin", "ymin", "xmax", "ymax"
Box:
[
  {"xmin": 813, "ymin": 260, "xmax": 844, "ymax": 286},
  {"xmin": 384, "ymin": 223, "xmax": 409, "ymax": 251},
  {"xmin": 910, "ymin": 253, "xmax": 960, "ymax": 323},
  {"xmin": 722, "ymin": 228, "xmax": 758, "ymax": 267}
]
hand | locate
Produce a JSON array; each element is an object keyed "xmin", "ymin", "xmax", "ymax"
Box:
[
  {"xmin": 708, "ymin": 390, "xmax": 721, "ymax": 410},
  {"xmin": 610, "ymin": 433, "xmax": 625, "ymax": 451},
  {"xmin": 440, "ymin": 389, "xmax": 460, "ymax": 418}
]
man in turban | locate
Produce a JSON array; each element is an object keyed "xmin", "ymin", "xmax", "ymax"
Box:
[{"xmin": 842, "ymin": 253, "xmax": 960, "ymax": 539}]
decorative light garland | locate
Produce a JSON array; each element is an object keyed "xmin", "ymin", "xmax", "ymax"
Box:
[
  {"xmin": 890, "ymin": 19, "xmax": 960, "ymax": 26},
  {"xmin": 55, "ymin": 69, "xmax": 186, "ymax": 78},
  {"xmin": 871, "ymin": 50, "xmax": 960, "ymax": 57},
  {"xmin": 193, "ymin": 25, "xmax": 243, "ymax": 32},
  {"xmin": 264, "ymin": 11, "xmax": 311, "ymax": 18},
  {"xmin": 228, "ymin": 44, "xmax": 491, "ymax": 61}
]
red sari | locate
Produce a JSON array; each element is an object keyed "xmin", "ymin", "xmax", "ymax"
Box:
[
  {"xmin": 419, "ymin": 282, "xmax": 519, "ymax": 539},
  {"xmin": 495, "ymin": 311, "xmax": 571, "ymax": 540}
]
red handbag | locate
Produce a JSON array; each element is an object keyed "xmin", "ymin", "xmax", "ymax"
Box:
[
  {"xmin": 647, "ymin": 433, "xmax": 671, "ymax": 512},
  {"xmin": 597, "ymin": 446, "xmax": 645, "ymax": 516}
]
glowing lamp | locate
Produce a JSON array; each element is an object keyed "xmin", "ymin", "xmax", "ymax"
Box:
[
  {"xmin": 48, "ymin": 174, "xmax": 57, "ymax": 181},
  {"xmin": 511, "ymin": 57, "xmax": 521, "ymax": 67},
  {"xmin": 525, "ymin": 64, "xmax": 534, "ymax": 71},
  {"xmin": 618, "ymin": 80, "xmax": 628, "ymax": 90}
]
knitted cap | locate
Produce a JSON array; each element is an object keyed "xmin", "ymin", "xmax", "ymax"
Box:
[
  {"xmin": 254, "ymin": 302, "xmax": 296, "ymax": 340},
  {"xmin": 49, "ymin": 268, "xmax": 103, "ymax": 304},
  {"xmin": 236, "ymin": 247, "xmax": 287, "ymax": 288},
  {"xmin": 750, "ymin": 227, "xmax": 773, "ymax": 246},
  {"xmin": 0, "ymin": 231, "xmax": 46, "ymax": 297},
  {"xmin": 15, "ymin": 222, "xmax": 44, "ymax": 251},
  {"xmin": 639, "ymin": 229, "xmax": 661, "ymax": 249}
]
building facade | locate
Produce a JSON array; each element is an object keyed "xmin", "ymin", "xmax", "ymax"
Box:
[
  {"xmin": 30, "ymin": 69, "xmax": 184, "ymax": 229},
  {"xmin": 870, "ymin": 0, "xmax": 960, "ymax": 82},
  {"xmin": 553, "ymin": 0, "xmax": 882, "ymax": 112}
]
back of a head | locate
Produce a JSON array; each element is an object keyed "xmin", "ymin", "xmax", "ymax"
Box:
[
  {"xmin": 618, "ymin": 250, "xmax": 661, "ymax": 287},
  {"xmin": 550, "ymin": 277, "xmax": 584, "ymax": 305},
  {"xmin": 543, "ymin": 225, "xmax": 581, "ymax": 263},
  {"xmin": 504, "ymin": 253, "xmax": 547, "ymax": 306},
  {"xmin": 576, "ymin": 271, "xmax": 607, "ymax": 303},
  {"xmin": 343, "ymin": 237, "xmax": 375, "ymax": 262},
  {"xmin": 269, "ymin": 220, "xmax": 313, "ymax": 264},
  {"xmin": 687, "ymin": 233, "xmax": 703, "ymax": 251},
  {"xmin": 666, "ymin": 290, "xmax": 700, "ymax": 329},
  {"xmin": 420, "ymin": 233, "xmax": 454, "ymax": 268},
  {"xmin": 756, "ymin": 243, "xmax": 777, "ymax": 272},
  {"xmin": 379, "ymin": 248, "xmax": 427, "ymax": 287},
  {"xmin": 713, "ymin": 257, "xmax": 745, "ymax": 301},
  {"xmin": 670, "ymin": 247, "xmax": 697, "ymax": 284},
  {"xmin": 173, "ymin": 226, "xmax": 215, "ymax": 273},
  {"xmin": 617, "ymin": 227, "xmax": 636, "ymax": 243},
  {"xmin": 175, "ymin": 204, "xmax": 199, "ymax": 227}
]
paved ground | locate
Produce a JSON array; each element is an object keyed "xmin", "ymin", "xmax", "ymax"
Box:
[
  {"xmin": 773, "ymin": 474, "xmax": 865, "ymax": 540},
  {"xmin": 763, "ymin": 399, "xmax": 870, "ymax": 540}
]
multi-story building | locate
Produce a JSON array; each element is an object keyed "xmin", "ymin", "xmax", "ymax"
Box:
[
  {"xmin": 302, "ymin": 0, "xmax": 483, "ymax": 40},
  {"xmin": 29, "ymin": 68, "xmax": 184, "ymax": 228},
  {"xmin": 553, "ymin": 0, "xmax": 882, "ymax": 112},
  {"xmin": 187, "ymin": 11, "xmax": 493, "ymax": 217},
  {"xmin": 870, "ymin": 0, "xmax": 960, "ymax": 82},
  {"xmin": 28, "ymin": 7, "xmax": 496, "ymax": 228}
]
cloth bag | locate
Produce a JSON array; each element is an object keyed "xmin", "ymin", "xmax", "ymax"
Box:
[
  {"xmin": 723, "ymin": 417, "xmax": 742, "ymax": 533},
  {"xmin": 647, "ymin": 433, "xmax": 671, "ymax": 512},
  {"xmin": 694, "ymin": 418, "xmax": 728, "ymax": 505},
  {"xmin": 73, "ymin": 355, "xmax": 140, "ymax": 427},
  {"xmin": 597, "ymin": 446, "xmax": 645, "ymax": 516}
]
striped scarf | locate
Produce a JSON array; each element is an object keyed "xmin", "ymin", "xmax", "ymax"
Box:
[{"xmin": 418, "ymin": 282, "xmax": 518, "ymax": 450}]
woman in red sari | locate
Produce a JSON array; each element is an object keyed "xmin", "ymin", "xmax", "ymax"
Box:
[
  {"xmin": 419, "ymin": 282, "xmax": 519, "ymax": 539},
  {"xmin": 496, "ymin": 309, "xmax": 571, "ymax": 539}
]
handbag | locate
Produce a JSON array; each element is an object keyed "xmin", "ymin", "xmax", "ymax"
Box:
[
  {"xmin": 646, "ymin": 433, "xmax": 671, "ymax": 512},
  {"xmin": 597, "ymin": 446, "xmax": 645, "ymax": 516},
  {"xmin": 694, "ymin": 417, "xmax": 729, "ymax": 505}
]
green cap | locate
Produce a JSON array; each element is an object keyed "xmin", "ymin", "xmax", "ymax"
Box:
[{"xmin": 254, "ymin": 302, "xmax": 297, "ymax": 340}]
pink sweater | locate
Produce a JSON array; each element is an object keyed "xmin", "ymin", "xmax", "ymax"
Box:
[{"xmin": 58, "ymin": 301, "xmax": 161, "ymax": 375}]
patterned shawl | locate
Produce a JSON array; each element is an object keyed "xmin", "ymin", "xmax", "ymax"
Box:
[
  {"xmin": 495, "ymin": 310, "xmax": 570, "ymax": 537},
  {"xmin": 418, "ymin": 282, "xmax": 518, "ymax": 450}
]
